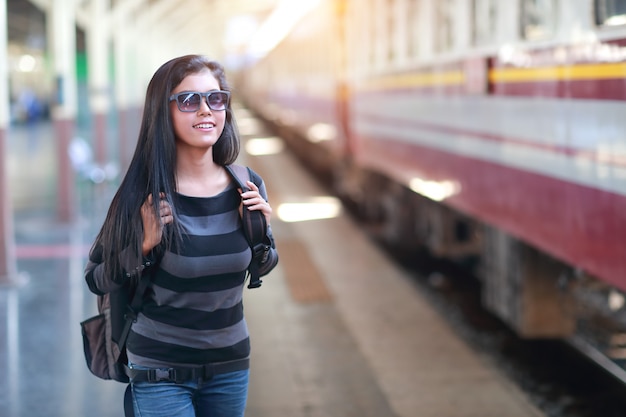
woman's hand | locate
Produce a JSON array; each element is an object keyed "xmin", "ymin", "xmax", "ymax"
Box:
[
  {"xmin": 141, "ymin": 193, "xmax": 173, "ymax": 256},
  {"xmin": 241, "ymin": 181, "xmax": 272, "ymax": 225}
]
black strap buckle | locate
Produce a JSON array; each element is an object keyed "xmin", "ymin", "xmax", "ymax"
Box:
[
  {"xmin": 124, "ymin": 306, "xmax": 138, "ymax": 323},
  {"xmin": 252, "ymin": 243, "xmax": 270, "ymax": 264},
  {"xmin": 247, "ymin": 244, "xmax": 269, "ymax": 289},
  {"xmin": 146, "ymin": 368, "xmax": 180, "ymax": 383}
]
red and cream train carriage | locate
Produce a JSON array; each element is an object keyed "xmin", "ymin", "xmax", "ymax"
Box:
[{"xmin": 240, "ymin": 0, "xmax": 626, "ymax": 364}]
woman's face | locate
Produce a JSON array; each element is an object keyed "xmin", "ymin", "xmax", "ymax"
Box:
[{"xmin": 170, "ymin": 69, "xmax": 227, "ymax": 152}]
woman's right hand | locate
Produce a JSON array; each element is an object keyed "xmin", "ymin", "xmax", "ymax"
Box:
[{"xmin": 141, "ymin": 193, "xmax": 173, "ymax": 256}]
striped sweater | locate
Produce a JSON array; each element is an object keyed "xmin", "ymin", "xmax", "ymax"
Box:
[{"xmin": 85, "ymin": 169, "xmax": 277, "ymax": 369}]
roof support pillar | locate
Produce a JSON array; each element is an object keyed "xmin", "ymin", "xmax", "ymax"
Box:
[
  {"xmin": 112, "ymin": 10, "xmax": 139, "ymax": 173},
  {"xmin": 48, "ymin": 0, "xmax": 78, "ymax": 223},
  {"xmin": 87, "ymin": 0, "xmax": 110, "ymax": 168},
  {"xmin": 0, "ymin": 0, "xmax": 21, "ymax": 287}
]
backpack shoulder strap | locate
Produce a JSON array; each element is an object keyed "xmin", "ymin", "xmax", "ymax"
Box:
[
  {"xmin": 117, "ymin": 270, "xmax": 152, "ymax": 348},
  {"xmin": 225, "ymin": 164, "xmax": 269, "ymax": 289},
  {"xmin": 226, "ymin": 164, "xmax": 252, "ymax": 192}
]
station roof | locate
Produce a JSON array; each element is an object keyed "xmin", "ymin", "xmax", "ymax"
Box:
[{"xmin": 7, "ymin": 0, "xmax": 286, "ymax": 63}]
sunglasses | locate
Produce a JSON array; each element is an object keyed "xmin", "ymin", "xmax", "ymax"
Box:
[{"xmin": 169, "ymin": 90, "xmax": 230, "ymax": 112}]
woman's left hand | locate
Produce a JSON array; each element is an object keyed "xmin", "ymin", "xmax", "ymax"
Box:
[{"xmin": 241, "ymin": 181, "xmax": 272, "ymax": 225}]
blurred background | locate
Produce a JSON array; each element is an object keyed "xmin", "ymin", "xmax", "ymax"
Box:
[
  {"xmin": 2, "ymin": 0, "xmax": 311, "ymax": 217},
  {"xmin": 4, "ymin": 1, "xmax": 626, "ymax": 416}
]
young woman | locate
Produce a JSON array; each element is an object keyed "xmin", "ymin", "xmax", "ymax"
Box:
[{"xmin": 84, "ymin": 54, "xmax": 278, "ymax": 417}]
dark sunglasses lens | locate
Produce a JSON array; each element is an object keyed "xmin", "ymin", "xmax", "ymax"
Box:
[
  {"xmin": 178, "ymin": 93, "xmax": 201, "ymax": 111},
  {"xmin": 208, "ymin": 92, "xmax": 228, "ymax": 110}
]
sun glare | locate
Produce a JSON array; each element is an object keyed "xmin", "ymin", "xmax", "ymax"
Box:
[
  {"xmin": 244, "ymin": 137, "xmax": 285, "ymax": 156},
  {"xmin": 246, "ymin": 0, "xmax": 321, "ymax": 60},
  {"xmin": 277, "ymin": 196, "xmax": 342, "ymax": 223},
  {"xmin": 409, "ymin": 178, "xmax": 460, "ymax": 202}
]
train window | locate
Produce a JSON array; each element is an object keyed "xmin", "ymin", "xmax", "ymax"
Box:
[
  {"xmin": 595, "ymin": 0, "xmax": 626, "ymax": 26},
  {"xmin": 351, "ymin": 1, "xmax": 364, "ymax": 69},
  {"xmin": 386, "ymin": 0, "xmax": 396, "ymax": 62},
  {"xmin": 365, "ymin": 0, "xmax": 377, "ymax": 69},
  {"xmin": 406, "ymin": 0, "xmax": 421, "ymax": 58},
  {"xmin": 351, "ymin": 2, "xmax": 373, "ymax": 72},
  {"xmin": 435, "ymin": 0, "xmax": 455, "ymax": 52},
  {"xmin": 472, "ymin": 0, "xmax": 497, "ymax": 45},
  {"xmin": 520, "ymin": 0, "xmax": 558, "ymax": 40}
]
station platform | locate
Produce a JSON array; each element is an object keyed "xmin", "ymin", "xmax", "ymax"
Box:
[{"xmin": 0, "ymin": 107, "xmax": 544, "ymax": 417}]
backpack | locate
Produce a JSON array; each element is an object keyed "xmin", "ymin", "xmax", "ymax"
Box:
[{"xmin": 80, "ymin": 164, "xmax": 276, "ymax": 385}]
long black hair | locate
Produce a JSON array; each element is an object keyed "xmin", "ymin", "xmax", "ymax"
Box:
[{"xmin": 91, "ymin": 55, "xmax": 240, "ymax": 280}]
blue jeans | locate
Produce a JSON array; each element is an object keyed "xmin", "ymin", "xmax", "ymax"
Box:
[{"xmin": 131, "ymin": 369, "xmax": 249, "ymax": 417}]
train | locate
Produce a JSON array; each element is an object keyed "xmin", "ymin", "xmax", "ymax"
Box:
[{"xmin": 237, "ymin": 0, "xmax": 626, "ymax": 371}]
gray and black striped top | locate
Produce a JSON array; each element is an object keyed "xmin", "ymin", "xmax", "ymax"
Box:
[
  {"xmin": 85, "ymin": 169, "xmax": 277, "ymax": 370},
  {"xmin": 126, "ymin": 183, "xmax": 259, "ymax": 368}
]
